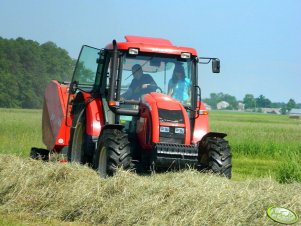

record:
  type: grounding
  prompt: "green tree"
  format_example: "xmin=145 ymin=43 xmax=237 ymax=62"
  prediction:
xmin=243 ymin=94 xmax=256 ymax=109
xmin=281 ymin=104 xmax=287 ymax=115
xmin=223 ymin=94 xmax=238 ymax=110
xmin=256 ymin=95 xmax=271 ymax=108
xmin=286 ymin=99 xmax=296 ymax=111
xmin=0 ymin=37 xmax=74 ymax=109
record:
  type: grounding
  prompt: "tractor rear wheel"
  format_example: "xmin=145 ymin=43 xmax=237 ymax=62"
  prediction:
xmin=199 ymin=137 xmax=232 ymax=179
xmin=94 ymin=129 xmax=132 ymax=178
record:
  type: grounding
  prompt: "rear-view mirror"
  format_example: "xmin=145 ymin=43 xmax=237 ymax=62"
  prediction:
xmin=69 ymin=81 xmax=78 ymax=94
xmin=212 ymin=59 xmax=220 ymax=73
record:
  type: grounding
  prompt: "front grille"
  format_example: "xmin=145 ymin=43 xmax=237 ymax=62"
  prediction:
xmin=158 ymin=108 xmax=184 ymax=123
xmin=160 ymin=136 xmax=183 ymax=144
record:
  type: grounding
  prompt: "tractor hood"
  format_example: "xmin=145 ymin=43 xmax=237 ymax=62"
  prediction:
xmin=140 ymin=92 xmax=191 ymax=144
xmin=148 ymin=92 xmax=184 ymax=111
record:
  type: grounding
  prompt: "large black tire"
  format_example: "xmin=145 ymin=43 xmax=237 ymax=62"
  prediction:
xmin=68 ymin=111 xmax=94 ymax=165
xmin=199 ymin=137 xmax=232 ymax=179
xmin=93 ymin=129 xmax=132 ymax=178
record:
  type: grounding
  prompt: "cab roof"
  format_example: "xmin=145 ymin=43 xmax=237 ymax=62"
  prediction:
xmin=105 ymin=35 xmax=198 ymax=56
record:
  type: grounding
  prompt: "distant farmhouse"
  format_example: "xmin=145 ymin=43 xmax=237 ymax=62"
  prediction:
xmin=261 ymin=108 xmax=281 ymax=115
xmin=289 ymin=108 xmax=301 ymax=118
xmin=238 ymin=102 xmax=245 ymax=111
xmin=217 ymin=101 xmax=229 ymax=110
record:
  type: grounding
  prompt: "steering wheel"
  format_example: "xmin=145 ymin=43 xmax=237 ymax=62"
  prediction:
xmin=155 ymin=86 xmax=163 ymax=93
xmin=148 ymin=84 xmax=162 ymax=93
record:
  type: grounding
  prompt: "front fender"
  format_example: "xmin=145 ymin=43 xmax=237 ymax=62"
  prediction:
xmin=192 ymin=101 xmax=209 ymax=144
xmin=200 ymin=132 xmax=227 ymax=142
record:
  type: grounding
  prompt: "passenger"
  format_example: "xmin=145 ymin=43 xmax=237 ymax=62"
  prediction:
xmin=168 ymin=64 xmax=191 ymax=103
xmin=122 ymin=64 xmax=157 ymax=100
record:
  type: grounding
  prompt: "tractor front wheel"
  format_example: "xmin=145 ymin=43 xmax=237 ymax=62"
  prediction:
xmin=199 ymin=137 xmax=232 ymax=179
xmin=94 ymin=129 xmax=132 ymax=178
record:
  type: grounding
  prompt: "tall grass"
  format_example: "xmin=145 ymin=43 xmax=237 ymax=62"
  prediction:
xmin=1 ymin=108 xmax=301 ymax=181
xmin=0 ymin=155 xmax=300 ymax=226
xmin=276 ymin=152 xmax=301 ymax=183
xmin=209 ymin=111 xmax=301 ymax=182
xmin=0 ymin=108 xmax=43 ymax=157
xmin=209 ymin=111 xmax=301 ymax=159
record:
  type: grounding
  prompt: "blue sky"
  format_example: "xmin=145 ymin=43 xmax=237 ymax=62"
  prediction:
xmin=1 ymin=0 xmax=300 ymax=103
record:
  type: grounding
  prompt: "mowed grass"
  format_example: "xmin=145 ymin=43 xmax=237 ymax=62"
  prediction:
xmin=0 ymin=155 xmax=300 ymax=226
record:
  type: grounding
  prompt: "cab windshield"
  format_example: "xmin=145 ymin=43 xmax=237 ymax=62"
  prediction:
xmin=119 ymin=53 xmax=193 ymax=106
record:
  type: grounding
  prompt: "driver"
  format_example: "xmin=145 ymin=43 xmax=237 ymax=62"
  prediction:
xmin=122 ymin=64 xmax=157 ymax=100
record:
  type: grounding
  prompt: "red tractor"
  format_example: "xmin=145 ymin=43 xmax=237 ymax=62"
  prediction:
xmin=32 ymin=36 xmax=232 ymax=178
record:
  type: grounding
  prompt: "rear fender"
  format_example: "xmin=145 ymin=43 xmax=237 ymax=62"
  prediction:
xmin=84 ymin=97 xmax=104 ymax=137
xmin=71 ymin=92 xmax=104 ymax=138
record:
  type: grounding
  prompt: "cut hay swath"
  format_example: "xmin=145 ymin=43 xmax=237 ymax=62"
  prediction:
xmin=0 ymin=155 xmax=300 ymax=225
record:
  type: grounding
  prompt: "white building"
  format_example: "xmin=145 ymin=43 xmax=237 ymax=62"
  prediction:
xmin=261 ymin=108 xmax=281 ymax=114
xmin=217 ymin=101 xmax=229 ymax=110
xmin=238 ymin=102 xmax=245 ymax=111
xmin=289 ymin=109 xmax=301 ymax=118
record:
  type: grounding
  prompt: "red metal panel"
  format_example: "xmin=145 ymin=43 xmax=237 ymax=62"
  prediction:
xmin=180 ymin=103 xmax=191 ymax=145
xmin=125 ymin=36 xmax=173 ymax=46
xmin=142 ymin=93 xmax=160 ymax=144
xmin=84 ymin=98 xmax=104 ymax=137
xmin=105 ymin=36 xmax=198 ymax=56
xmin=192 ymin=101 xmax=209 ymax=144
xmin=140 ymin=93 xmax=191 ymax=145
xmin=43 ymin=80 xmax=70 ymax=151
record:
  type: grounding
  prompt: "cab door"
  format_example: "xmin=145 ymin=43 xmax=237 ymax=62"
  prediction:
xmin=66 ymin=45 xmax=100 ymax=126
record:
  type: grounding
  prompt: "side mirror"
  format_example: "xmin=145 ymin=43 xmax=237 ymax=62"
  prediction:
xmin=69 ymin=80 xmax=78 ymax=94
xmin=212 ymin=58 xmax=220 ymax=73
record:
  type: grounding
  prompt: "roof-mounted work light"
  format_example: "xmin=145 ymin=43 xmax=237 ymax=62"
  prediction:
xmin=128 ymin=48 xmax=139 ymax=55
xmin=181 ymin=52 xmax=191 ymax=59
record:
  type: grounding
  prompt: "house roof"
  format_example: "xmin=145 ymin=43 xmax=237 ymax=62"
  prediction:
xmin=289 ymin=109 xmax=301 ymax=115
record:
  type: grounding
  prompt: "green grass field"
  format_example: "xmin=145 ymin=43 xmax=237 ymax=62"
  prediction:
xmin=0 ymin=108 xmax=300 ymax=225
xmin=1 ymin=108 xmax=300 ymax=180
xmin=0 ymin=108 xmax=44 ymax=157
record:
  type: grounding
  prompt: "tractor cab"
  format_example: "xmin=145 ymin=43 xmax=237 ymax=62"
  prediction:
xmin=68 ymin=36 xmax=219 ymax=129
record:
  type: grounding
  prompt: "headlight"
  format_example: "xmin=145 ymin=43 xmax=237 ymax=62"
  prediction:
xmin=160 ymin=126 xmax=170 ymax=133
xmin=175 ymin=128 xmax=185 ymax=134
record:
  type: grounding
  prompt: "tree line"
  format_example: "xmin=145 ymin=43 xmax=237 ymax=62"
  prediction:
xmin=0 ymin=37 xmax=74 ymax=108
xmin=0 ymin=37 xmax=299 ymax=111
xmin=203 ymin=92 xmax=300 ymax=113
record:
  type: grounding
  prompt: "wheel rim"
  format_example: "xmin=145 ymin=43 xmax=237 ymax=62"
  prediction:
xmin=71 ymin=121 xmax=84 ymax=162
xmin=98 ymin=146 xmax=107 ymax=178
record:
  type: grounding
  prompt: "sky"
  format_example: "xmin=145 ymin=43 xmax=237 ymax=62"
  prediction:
xmin=1 ymin=0 xmax=300 ymax=103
